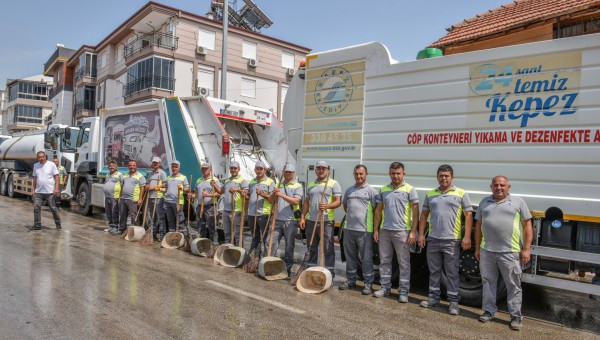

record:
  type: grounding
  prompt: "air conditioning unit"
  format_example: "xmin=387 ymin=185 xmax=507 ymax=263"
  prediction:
xmin=197 ymin=87 xmax=210 ymax=96
xmin=196 ymin=46 xmax=207 ymax=55
xmin=286 ymin=68 xmax=295 ymax=77
xmin=247 ymin=58 xmax=257 ymax=67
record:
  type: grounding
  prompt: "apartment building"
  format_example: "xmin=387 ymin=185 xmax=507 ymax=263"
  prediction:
xmin=0 ymin=89 xmax=6 ymax=134
xmin=43 ymin=45 xmax=76 ymax=126
xmin=67 ymin=1 xmax=310 ymax=124
xmin=2 ymin=75 xmax=53 ymax=135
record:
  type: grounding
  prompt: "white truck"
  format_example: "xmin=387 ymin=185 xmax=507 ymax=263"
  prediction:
xmin=72 ymin=96 xmax=292 ymax=215
xmin=282 ymin=33 xmax=600 ymax=304
xmin=0 ymin=125 xmax=78 ymax=200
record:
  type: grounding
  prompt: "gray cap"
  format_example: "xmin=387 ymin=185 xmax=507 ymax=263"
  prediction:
xmin=230 ymin=160 xmax=240 ymax=168
xmin=171 ymin=160 xmax=180 ymax=166
xmin=284 ymin=164 xmax=296 ymax=172
xmin=201 ymin=162 xmax=211 ymax=168
xmin=255 ymin=161 xmax=266 ymax=169
xmin=151 ymin=156 xmax=161 ymax=163
xmin=315 ymin=160 xmax=329 ymax=168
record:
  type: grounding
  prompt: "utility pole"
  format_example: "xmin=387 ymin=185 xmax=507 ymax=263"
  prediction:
xmin=220 ymin=1 xmax=228 ymax=100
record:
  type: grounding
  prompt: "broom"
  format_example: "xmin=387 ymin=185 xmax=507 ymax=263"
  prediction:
xmin=140 ymin=183 xmax=159 ymax=246
xmin=140 ymin=180 xmax=159 ymax=246
xmin=182 ymin=175 xmax=193 ymax=252
xmin=122 ymin=190 xmax=148 ymax=239
xmin=242 ymin=203 xmax=260 ymax=267
xmin=291 ymin=172 xmax=329 ymax=285
xmin=208 ymin=177 xmax=219 ymax=259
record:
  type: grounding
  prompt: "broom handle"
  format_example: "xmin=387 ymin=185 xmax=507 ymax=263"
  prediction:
xmin=267 ymin=170 xmax=285 ymax=256
xmin=199 ymin=179 xmax=205 ymax=220
xmin=230 ymin=190 xmax=235 ymax=245
xmin=187 ymin=175 xmax=192 ymax=226
xmin=176 ymin=187 xmax=181 ymax=232
xmin=239 ymin=196 xmax=246 ymax=248
xmin=133 ymin=189 xmax=148 ymax=223
xmin=140 ymin=183 xmax=151 ymax=228
xmin=252 ymin=199 xmax=259 ymax=239
xmin=318 ymin=173 xmax=330 ymax=268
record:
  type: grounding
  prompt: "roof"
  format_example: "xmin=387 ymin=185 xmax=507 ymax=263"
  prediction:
xmin=430 ymin=0 xmax=600 ymax=48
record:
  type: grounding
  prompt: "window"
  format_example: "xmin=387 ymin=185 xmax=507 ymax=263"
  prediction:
xmin=101 ymin=51 xmax=108 ymax=69
xmin=117 ymin=45 xmax=124 ymax=62
xmin=282 ymin=52 xmax=294 ymax=69
xmin=76 ymin=53 xmax=97 ymax=80
xmin=8 ymin=82 xmax=48 ymax=102
xmin=198 ymin=29 xmax=216 ymax=50
xmin=75 ymin=86 xmax=96 ymax=112
xmin=125 ymin=57 xmax=174 ymax=96
xmin=56 ymin=70 xmax=62 ymax=84
xmin=242 ymin=41 xmax=257 ymax=59
xmin=13 ymin=105 xmax=43 ymax=124
xmin=76 ymin=121 xmax=91 ymax=147
xmin=241 ymin=78 xmax=256 ymax=98
xmin=197 ymin=65 xmax=215 ymax=93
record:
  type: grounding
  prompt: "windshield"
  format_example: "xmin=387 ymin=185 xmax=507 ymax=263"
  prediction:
xmin=76 ymin=122 xmax=91 ymax=147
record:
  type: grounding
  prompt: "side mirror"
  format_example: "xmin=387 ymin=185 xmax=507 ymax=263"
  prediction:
xmin=44 ymin=132 xmax=51 ymax=144
xmin=64 ymin=128 xmax=71 ymax=140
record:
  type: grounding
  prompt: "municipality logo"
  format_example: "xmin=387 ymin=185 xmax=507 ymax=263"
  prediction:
xmin=314 ymin=66 xmax=353 ymax=116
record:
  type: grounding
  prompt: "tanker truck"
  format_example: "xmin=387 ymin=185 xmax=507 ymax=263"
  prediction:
xmin=72 ymin=96 xmax=292 ymax=215
xmin=0 ymin=124 xmax=78 ymax=200
xmin=282 ymin=33 xmax=600 ymax=305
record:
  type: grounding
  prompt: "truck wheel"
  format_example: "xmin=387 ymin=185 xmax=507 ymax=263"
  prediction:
xmin=0 ymin=173 xmax=7 ymax=196
xmin=77 ymin=182 xmax=93 ymax=216
xmin=440 ymin=248 xmax=507 ymax=307
xmin=7 ymin=174 xmax=17 ymax=198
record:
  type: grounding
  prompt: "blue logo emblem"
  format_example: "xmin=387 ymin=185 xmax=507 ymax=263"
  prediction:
xmin=314 ymin=67 xmax=353 ymax=116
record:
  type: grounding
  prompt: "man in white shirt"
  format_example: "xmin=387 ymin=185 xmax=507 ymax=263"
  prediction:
xmin=32 ymin=151 xmax=61 ymax=231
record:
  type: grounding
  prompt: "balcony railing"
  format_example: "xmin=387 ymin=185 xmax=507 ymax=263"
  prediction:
xmin=124 ymin=32 xmax=178 ymax=59
xmin=123 ymin=75 xmax=175 ymax=97
xmin=74 ymin=66 xmax=97 ymax=83
xmin=74 ymin=100 xmax=95 ymax=113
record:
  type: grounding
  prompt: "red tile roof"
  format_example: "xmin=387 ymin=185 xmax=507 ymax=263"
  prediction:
xmin=430 ymin=0 xmax=600 ymax=47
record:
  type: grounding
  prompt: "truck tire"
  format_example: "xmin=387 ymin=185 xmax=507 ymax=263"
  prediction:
xmin=440 ymin=248 xmax=507 ymax=307
xmin=0 ymin=173 xmax=7 ymax=196
xmin=7 ymin=174 xmax=17 ymax=198
xmin=77 ymin=182 xmax=93 ymax=216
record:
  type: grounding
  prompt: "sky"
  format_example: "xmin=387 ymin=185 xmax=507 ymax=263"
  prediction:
xmin=0 ymin=0 xmax=511 ymax=87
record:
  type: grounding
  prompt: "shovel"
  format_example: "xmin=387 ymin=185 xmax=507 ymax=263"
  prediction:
xmin=258 ymin=170 xmax=288 ymax=281
xmin=296 ymin=173 xmax=333 ymax=294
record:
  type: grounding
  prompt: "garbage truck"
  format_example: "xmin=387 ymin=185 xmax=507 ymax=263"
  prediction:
xmin=282 ymin=32 xmax=600 ymax=305
xmin=0 ymin=124 xmax=78 ymax=199
xmin=72 ymin=96 xmax=292 ymax=215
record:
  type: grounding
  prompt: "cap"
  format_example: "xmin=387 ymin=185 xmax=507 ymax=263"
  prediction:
xmin=315 ymin=160 xmax=329 ymax=168
xmin=171 ymin=160 xmax=180 ymax=166
xmin=230 ymin=160 xmax=240 ymax=168
xmin=151 ymin=156 xmax=162 ymax=163
xmin=255 ymin=161 xmax=266 ymax=169
xmin=284 ymin=164 xmax=296 ymax=172
xmin=201 ymin=162 xmax=211 ymax=168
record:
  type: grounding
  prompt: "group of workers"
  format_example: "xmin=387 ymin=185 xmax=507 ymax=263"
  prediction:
xmin=97 ymin=156 xmax=532 ymax=332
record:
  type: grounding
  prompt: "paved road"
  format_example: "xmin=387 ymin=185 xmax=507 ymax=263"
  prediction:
xmin=1 ymin=196 xmax=598 ymax=339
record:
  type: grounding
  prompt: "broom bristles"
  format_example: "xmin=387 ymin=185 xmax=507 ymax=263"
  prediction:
xmin=290 ymin=266 xmax=307 ymax=286
xmin=208 ymin=244 xmax=218 ymax=259
xmin=243 ymin=252 xmax=260 ymax=273
xmin=139 ymin=229 xmax=153 ymax=246
xmin=121 ymin=228 xmax=129 ymax=239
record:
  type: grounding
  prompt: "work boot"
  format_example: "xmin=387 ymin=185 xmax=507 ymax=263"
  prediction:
xmin=510 ymin=317 xmax=522 ymax=331
xmin=373 ymin=288 xmax=390 ymax=298
xmin=398 ymin=291 xmax=409 ymax=303
xmin=362 ymin=284 xmax=373 ymax=295
xmin=448 ymin=302 xmax=460 ymax=315
xmin=55 ymin=224 xmax=62 ymax=231
xmin=158 ymin=234 xmax=164 ymax=242
xmin=420 ymin=298 xmax=440 ymax=308
xmin=339 ymin=282 xmax=357 ymax=290
xmin=30 ymin=225 xmax=42 ymax=231
xmin=479 ymin=311 xmax=494 ymax=323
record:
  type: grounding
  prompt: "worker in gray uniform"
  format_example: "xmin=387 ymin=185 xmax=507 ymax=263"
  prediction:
xmin=475 ymin=175 xmax=532 ymax=331
xmin=247 ymin=161 xmax=275 ymax=252
xmin=103 ymin=160 xmax=122 ymax=234
xmin=190 ymin=162 xmax=221 ymax=243
xmin=373 ymin=162 xmax=419 ymax=302
xmin=339 ymin=164 xmax=378 ymax=295
xmin=116 ymin=160 xmax=146 ymax=235
xmin=161 ymin=160 xmax=189 ymax=235
xmin=267 ymin=163 xmax=303 ymax=276
xmin=299 ymin=160 xmax=342 ymax=276
xmin=215 ymin=160 xmax=248 ymax=245
xmin=418 ymin=164 xmax=473 ymax=315
xmin=146 ymin=157 xmax=167 ymax=240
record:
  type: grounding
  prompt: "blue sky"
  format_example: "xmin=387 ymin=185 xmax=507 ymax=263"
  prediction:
xmin=0 ymin=0 xmax=510 ymax=86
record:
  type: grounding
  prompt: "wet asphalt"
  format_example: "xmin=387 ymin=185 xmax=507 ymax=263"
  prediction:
xmin=0 ymin=195 xmax=599 ymax=339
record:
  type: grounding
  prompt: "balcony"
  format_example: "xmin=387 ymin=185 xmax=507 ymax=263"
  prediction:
xmin=123 ymin=75 xmax=175 ymax=105
xmin=124 ymin=32 xmax=178 ymax=60
xmin=74 ymin=66 xmax=97 ymax=85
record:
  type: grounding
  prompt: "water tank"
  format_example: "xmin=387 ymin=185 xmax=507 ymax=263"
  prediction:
xmin=416 ymin=48 xmax=443 ymax=60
